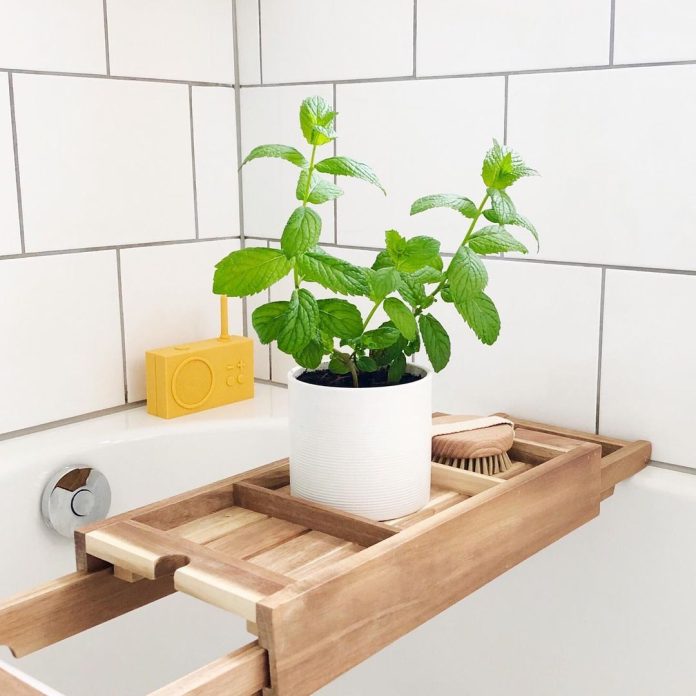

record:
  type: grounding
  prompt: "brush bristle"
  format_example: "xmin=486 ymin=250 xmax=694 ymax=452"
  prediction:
xmin=433 ymin=451 xmax=512 ymax=476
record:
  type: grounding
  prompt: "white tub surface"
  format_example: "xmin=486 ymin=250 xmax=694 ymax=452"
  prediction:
xmin=1 ymin=385 xmax=695 ymax=695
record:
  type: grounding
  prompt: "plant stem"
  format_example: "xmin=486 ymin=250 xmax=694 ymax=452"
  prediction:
xmin=361 ymin=300 xmax=382 ymax=332
xmin=294 ymin=144 xmax=318 ymax=289
xmin=348 ymin=298 xmax=383 ymax=372
xmin=348 ymin=359 xmax=359 ymax=388
xmin=425 ymin=191 xmax=490 ymax=303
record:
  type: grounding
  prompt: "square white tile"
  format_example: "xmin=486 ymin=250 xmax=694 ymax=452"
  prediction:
xmin=120 ymin=239 xmax=244 ymax=402
xmin=600 ymin=269 xmax=696 ymax=468
xmin=420 ymin=260 xmax=602 ymax=432
xmin=107 ymin=0 xmax=235 ymax=83
xmin=0 ymin=0 xmax=106 ymax=74
xmin=260 ymin=0 xmax=413 ymax=83
xmin=241 ymin=84 xmax=335 ymax=244
xmin=268 ymin=245 xmax=384 ymax=384
xmin=0 ymin=75 xmax=21 ymax=255
xmin=614 ymin=0 xmax=696 ymax=64
xmin=192 ymin=86 xmax=240 ymax=239
xmin=417 ymin=0 xmax=610 ymax=76
xmin=235 ymin=0 xmax=262 ymax=85
xmin=336 ymin=78 xmax=505 ymax=252
xmin=13 ymin=74 xmax=196 ymax=252
xmin=508 ymin=66 xmax=696 ymax=269
xmin=0 ymin=251 xmax=124 ymax=434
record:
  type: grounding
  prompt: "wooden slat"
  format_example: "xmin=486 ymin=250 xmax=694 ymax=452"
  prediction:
xmin=257 ymin=443 xmax=602 ymax=696
xmin=233 ymin=482 xmax=397 ymax=547
xmin=600 ymin=439 xmax=651 ymax=495
xmin=0 ymin=666 xmax=44 ymax=695
xmin=388 ymin=487 xmax=464 ymax=529
xmin=0 ymin=569 xmax=173 ymax=657
xmin=497 ymin=413 xmax=629 ymax=454
xmin=174 ymin=507 xmax=268 ymax=545
xmin=250 ymin=531 xmax=361 ymax=579
xmin=148 ymin=641 xmax=268 ymax=696
xmin=430 ymin=462 xmax=502 ymax=495
xmin=207 ymin=518 xmax=307 ymax=559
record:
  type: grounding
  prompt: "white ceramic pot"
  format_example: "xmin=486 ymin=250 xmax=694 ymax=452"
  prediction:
xmin=287 ymin=363 xmax=432 ymax=521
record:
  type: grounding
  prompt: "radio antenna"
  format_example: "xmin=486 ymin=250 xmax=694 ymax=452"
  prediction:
xmin=219 ymin=295 xmax=230 ymax=341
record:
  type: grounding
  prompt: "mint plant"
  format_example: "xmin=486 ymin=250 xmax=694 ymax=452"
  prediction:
xmin=213 ymin=96 xmax=538 ymax=387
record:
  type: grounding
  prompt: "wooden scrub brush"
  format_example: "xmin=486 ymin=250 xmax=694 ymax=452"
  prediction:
xmin=432 ymin=415 xmax=515 ymax=476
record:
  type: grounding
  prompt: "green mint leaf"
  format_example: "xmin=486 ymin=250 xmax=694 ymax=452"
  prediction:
xmin=294 ymin=336 xmax=325 ymax=369
xmin=328 ymin=352 xmax=351 ymax=374
xmin=447 ymin=246 xmax=488 ymax=302
xmin=317 ymin=298 xmax=363 ymax=339
xmin=455 ymin=291 xmax=501 ymax=345
xmin=410 ymin=265 xmax=442 ymax=284
xmin=418 ymin=313 xmax=451 ymax=372
xmin=315 ymin=156 xmax=385 ymax=194
xmin=213 ymin=247 xmax=292 ymax=297
xmin=372 ymin=249 xmax=395 ymax=270
xmin=441 ymin=284 xmax=453 ymax=303
xmin=242 ymin=144 xmax=308 ymax=168
xmin=299 ymin=96 xmax=336 ymax=146
xmin=280 ymin=206 xmax=322 ymax=258
xmin=383 ymin=297 xmax=417 ymax=340
xmin=356 ymin=355 xmax=379 ymax=372
xmin=393 ymin=235 xmax=442 ymax=273
xmin=410 ymin=194 xmax=478 ymax=218
xmin=482 ymin=139 xmax=538 ymax=189
xmin=398 ymin=274 xmax=426 ymax=308
xmin=483 ymin=209 xmax=539 ymax=251
xmin=469 ymin=225 xmax=528 ymax=255
xmin=487 ymin=188 xmax=517 ymax=224
xmin=251 ymin=301 xmax=289 ymax=344
xmin=296 ymin=247 xmax=369 ymax=296
xmin=388 ymin=352 xmax=407 ymax=384
xmin=361 ymin=325 xmax=401 ymax=349
xmin=296 ymin=170 xmax=343 ymax=204
xmin=385 ymin=229 xmax=407 ymax=259
xmin=366 ymin=267 xmax=401 ymax=302
xmin=277 ymin=288 xmax=319 ymax=354
xmin=404 ymin=332 xmax=420 ymax=356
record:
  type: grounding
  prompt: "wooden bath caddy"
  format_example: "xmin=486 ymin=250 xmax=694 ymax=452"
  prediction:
xmin=0 ymin=415 xmax=650 ymax=696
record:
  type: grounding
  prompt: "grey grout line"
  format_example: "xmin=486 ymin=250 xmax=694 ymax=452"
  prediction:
xmin=649 ymin=460 xmax=696 ymax=477
xmin=115 ymin=249 xmax=129 ymax=403
xmin=231 ymin=0 xmax=249 ymax=336
xmin=241 ymin=236 xmax=696 ymax=278
xmin=609 ymin=0 xmax=616 ymax=66
xmin=240 ymin=57 xmax=696 ymax=89
xmin=503 ymin=75 xmax=509 ymax=144
xmin=0 ymin=401 xmax=146 ymax=442
xmin=188 ymin=85 xmax=200 ymax=239
xmin=102 ymin=0 xmax=111 ymax=75
xmin=0 ymin=235 xmax=241 ymax=262
xmin=257 ymin=0 xmax=264 ymax=84
xmin=412 ymin=0 xmax=418 ymax=77
xmin=0 ymin=66 xmax=235 ymax=88
xmin=595 ymin=268 xmax=607 ymax=434
xmin=7 ymin=73 xmax=25 ymax=253
xmin=333 ymin=82 xmax=338 ymax=245
xmin=254 ymin=377 xmax=287 ymax=389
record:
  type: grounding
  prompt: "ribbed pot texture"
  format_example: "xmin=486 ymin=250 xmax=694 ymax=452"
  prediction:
xmin=287 ymin=363 xmax=432 ymax=521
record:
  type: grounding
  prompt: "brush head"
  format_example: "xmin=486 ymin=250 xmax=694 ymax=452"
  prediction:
xmin=431 ymin=415 xmax=514 ymax=461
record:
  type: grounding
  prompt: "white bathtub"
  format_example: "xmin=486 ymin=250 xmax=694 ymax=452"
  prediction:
xmin=2 ymin=384 xmax=696 ymax=695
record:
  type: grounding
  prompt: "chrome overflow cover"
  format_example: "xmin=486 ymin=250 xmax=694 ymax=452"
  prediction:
xmin=41 ymin=467 xmax=111 ymax=538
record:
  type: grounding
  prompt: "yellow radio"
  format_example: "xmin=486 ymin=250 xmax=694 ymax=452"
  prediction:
xmin=145 ymin=297 xmax=254 ymax=418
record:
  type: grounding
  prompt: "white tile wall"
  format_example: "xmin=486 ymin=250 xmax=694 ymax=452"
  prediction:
xmin=417 ymin=0 xmax=610 ymax=76
xmin=336 ymin=78 xmax=505 ymax=251
xmin=13 ymin=74 xmax=196 ymax=252
xmin=235 ymin=0 xmax=262 ymax=85
xmin=192 ymin=86 xmax=240 ymax=239
xmin=423 ymin=261 xmax=603 ymax=432
xmin=0 ymin=252 xmax=124 ymax=433
xmin=0 ymin=75 xmax=21 ymax=255
xmin=120 ymin=240 xmax=243 ymax=402
xmin=508 ymin=66 xmax=696 ymax=270
xmin=106 ymin=0 xmax=235 ymax=83
xmin=600 ymin=270 xmax=696 ymax=467
xmin=259 ymin=0 xmax=413 ymax=83
xmin=241 ymin=84 xmax=335 ymax=243
xmin=0 ymin=0 xmax=106 ymax=74
xmin=614 ymin=1 xmax=696 ymax=65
